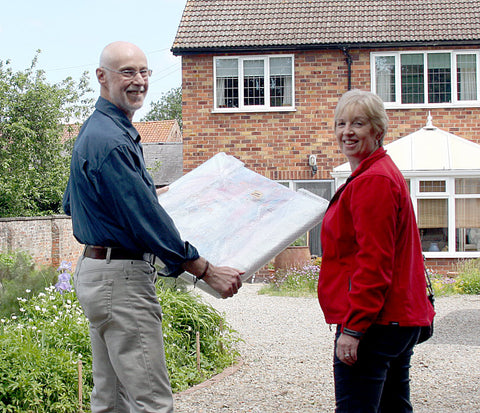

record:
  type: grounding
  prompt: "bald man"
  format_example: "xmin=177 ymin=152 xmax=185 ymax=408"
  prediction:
xmin=63 ymin=41 xmax=243 ymax=413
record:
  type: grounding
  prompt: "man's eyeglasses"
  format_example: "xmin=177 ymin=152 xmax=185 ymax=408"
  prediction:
xmin=102 ymin=67 xmax=152 ymax=79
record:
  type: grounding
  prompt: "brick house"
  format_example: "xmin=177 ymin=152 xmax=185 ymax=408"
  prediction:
xmin=171 ymin=0 xmax=480 ymax=271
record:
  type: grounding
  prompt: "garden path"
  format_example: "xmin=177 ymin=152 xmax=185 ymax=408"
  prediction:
xmin=173 ymin=283 xmax=480 ymax=413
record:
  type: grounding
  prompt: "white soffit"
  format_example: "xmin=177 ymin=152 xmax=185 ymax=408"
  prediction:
xmin=333 ymin=114 xmax=480 ymax=174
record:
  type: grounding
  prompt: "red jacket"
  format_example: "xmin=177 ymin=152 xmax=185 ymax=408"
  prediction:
xmin=318 ymin=148 xmax=435 ymax=336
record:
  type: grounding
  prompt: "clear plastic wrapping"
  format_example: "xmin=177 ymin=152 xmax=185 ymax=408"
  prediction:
xmin=158 ymin=152 xmax=329 ymax=297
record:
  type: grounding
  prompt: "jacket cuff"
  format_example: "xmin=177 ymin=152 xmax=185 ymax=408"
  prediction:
xmin=342 ymin=327 xmax=364 ymax=339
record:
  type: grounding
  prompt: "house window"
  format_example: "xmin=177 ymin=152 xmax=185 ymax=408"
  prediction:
xmin=214 ymin=55 xmax=294 ymax=111
xmin=278 ymin=180 xmax=333 ymax=256
xmin=372 ymin=51 xmax=480 ymax=107
xmin=411 ymin=177 xmax=480 ymax=256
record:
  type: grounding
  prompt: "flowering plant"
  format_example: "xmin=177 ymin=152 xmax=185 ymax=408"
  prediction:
xmin=261 ymin=260 xmax=320 ymax=296
xmin=55 ymin=260 xmax=73 ymax=293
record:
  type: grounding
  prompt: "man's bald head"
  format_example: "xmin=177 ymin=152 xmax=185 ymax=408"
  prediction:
xmin=99 ymin=41 xmax=147 ymax=69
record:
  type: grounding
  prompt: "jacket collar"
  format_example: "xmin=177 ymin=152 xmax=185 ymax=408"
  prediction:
xmin=350 ymin=147 xmax=387 ymax=179
xmin=95 ymin=97 xmax=141 ymax=143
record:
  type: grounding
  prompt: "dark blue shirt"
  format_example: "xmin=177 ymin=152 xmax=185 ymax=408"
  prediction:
xmin=63 ymin=97 xmax=199 ymax=276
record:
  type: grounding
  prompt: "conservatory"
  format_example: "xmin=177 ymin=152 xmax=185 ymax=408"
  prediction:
xmin=332 ymin=115 xmax=480 ymax=259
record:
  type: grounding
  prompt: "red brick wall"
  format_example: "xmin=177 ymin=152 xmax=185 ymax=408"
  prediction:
xmin=180 ymin=46 xmax=480 ymax=275
xmin=0 ymin=216 xmax=83 ymax=270
xmin=181 ymin=47 xmax=480 ymax=178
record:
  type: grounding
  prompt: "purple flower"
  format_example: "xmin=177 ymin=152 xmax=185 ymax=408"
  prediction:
xmin=55 ymin=261 xmax=73 ymax=293
xmin=57 ymin=261 xmax=72 ymax=273
xmin=55 ymin=280 xmax=72 ymax=293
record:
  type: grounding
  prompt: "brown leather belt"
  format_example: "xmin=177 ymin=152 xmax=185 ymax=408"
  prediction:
xmin=84 ymin=245 xmax=155 ymax=264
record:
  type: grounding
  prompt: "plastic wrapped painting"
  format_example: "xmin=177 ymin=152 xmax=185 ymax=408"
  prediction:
xmin=158 ymin=152 xmax=329 ymax=297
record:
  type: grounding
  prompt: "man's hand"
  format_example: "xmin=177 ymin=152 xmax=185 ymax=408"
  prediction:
xmin=203 ymin=264 xmax=243 ymax=299
xmin=182 ymin=258 xmax=244 ymax=299
xmin=156 ymin=186 xmax=169 ymax=196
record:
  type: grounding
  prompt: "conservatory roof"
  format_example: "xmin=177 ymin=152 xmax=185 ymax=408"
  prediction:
xmin=332 ymin=115 xmax=480 ymax=176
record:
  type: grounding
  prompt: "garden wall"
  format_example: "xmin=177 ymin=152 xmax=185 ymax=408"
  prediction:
xmin=0 ymin=215 xmax=462 ymax=276
xmin=0 ymin=216 xmax=83 ymax=270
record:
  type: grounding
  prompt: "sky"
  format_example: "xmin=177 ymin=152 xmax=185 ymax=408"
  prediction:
xmin=0 ymin=0 xmax=188 ymax=121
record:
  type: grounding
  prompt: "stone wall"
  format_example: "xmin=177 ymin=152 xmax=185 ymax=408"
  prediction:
xmin=0 ymin=215 xmax=83 ymax=269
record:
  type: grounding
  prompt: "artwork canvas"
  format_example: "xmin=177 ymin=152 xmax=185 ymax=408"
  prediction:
xmin=158 ymin=152 xmax=329 ymax=297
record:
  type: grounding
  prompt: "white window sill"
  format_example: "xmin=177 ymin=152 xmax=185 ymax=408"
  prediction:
xmin=423 ymin=252 xmax=480 ymax=259
xmin=384 ymin=102 xmax=480 ymax=110
xmin=212 ymin=107 xmax=296 ymax=114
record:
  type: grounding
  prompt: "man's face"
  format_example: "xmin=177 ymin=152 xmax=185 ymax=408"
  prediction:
xmin=97 ymin=48 xmax=149 ymax=120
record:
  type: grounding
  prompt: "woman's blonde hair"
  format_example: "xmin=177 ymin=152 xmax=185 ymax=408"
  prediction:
xmin=334 ymin=89 xmax=389 ymax=145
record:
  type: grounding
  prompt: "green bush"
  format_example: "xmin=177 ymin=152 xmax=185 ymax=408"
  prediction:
xmin=0 ymin=258 xmax=240 ymax=412
xmin=428 ymin=259 xmax=480 ymax=297
xmin=0 ymin=287 xmax=92 ymax=412
xmin=456 ymin=258 xmax=480 ymax=295
xmin=158 ymin=278 xmax=240 ymax=392
xmin=0 ymin=251 xmax=57 ymax=317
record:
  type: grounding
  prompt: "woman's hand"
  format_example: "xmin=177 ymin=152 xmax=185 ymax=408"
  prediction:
xmin=336 ymin=333 xmax=360 ymax=366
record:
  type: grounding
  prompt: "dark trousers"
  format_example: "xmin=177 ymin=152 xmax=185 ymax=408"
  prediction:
xmin=334 ymin=324 xmax=421 ymax=413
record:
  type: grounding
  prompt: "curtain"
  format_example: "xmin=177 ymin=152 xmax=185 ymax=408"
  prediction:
xmin=375 ymin=56 xmax=395 ymax=102
xmin=457 ymin=54 xmax=477 ymax=101
xmin=418 ymin=199 xmax=448 ymax=228
xmin=215 ymin=59 xmax=238 ymax=108
xmin=270 ymin=57 xmax=293 ymax=106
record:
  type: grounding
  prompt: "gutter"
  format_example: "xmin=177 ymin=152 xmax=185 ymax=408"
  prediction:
xmin=171 ymin=39 xmax=480 ymax=56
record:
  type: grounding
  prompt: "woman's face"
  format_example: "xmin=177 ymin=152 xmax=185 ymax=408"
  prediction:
xmin=335 ymin=105 xmax=380 ymax=170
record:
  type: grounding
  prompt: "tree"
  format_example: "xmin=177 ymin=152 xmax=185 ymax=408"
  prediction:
xmin=0 ymin=52 xmax=94 ymax=218
xmin=142 ymin=86 xmax=182 ymax=129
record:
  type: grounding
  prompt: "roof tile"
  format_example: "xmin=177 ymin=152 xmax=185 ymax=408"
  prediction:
xmin=172 ymin=0 xmax=480 ymax=52
xmin=63 ymin=120 xmax=181 ymax=144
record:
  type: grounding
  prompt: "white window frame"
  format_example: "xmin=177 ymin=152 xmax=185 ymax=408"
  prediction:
xmin=278 ymin=179 xmax=334 ymax=256
xmin=410 ymin=176 xmax=480 ymax=258
xmin=371 ymin=50 xmax=480 ymax=109
xmin=213 ymin=55 xmax=295 ymax=113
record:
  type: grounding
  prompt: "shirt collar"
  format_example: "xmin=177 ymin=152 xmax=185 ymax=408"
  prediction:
xmin=95 ymin=97 xmax=141 ymax=143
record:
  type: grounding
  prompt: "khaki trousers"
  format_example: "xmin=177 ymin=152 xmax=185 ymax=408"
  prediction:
xmin=74 ymin=255 xmax=173 ymax=413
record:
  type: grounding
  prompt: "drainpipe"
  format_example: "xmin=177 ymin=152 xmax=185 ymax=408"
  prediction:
xmin=342 ymin=47 xmax=353 ymax=90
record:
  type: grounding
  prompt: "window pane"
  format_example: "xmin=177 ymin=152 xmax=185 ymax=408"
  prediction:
xmin=216 ymin=59 xmax=239 ymax=108
xmin=375 ymin=56 xmax=396 ymax=102
xmin=295 ymin=181 xmax=333 ymax=256
xmin=270 ymin=57 xmax=293 ymax=107
xmin=456 ymin=199 xmax=480 ymax=251
xmin=455 ymin=178 xmax=480 ymax=194
xmin=457 ymin=54 xmax=477 ymax=101
xmin=428 ymin=53 xmax=451 ymax=103
xmin=270 ymin=57 xmax=292 ymax=75
xmin=401 ymin=54 xmax=424 ymax=104
xmin=216 ymin=59 xmax=238 ymax=77
xmin=243 ymin=60 xmax=265 ymax=106
xmin=419 ymin=180 xmax=446 ymax=192
xmin=418 ymin=198 xmax=448 ymax=252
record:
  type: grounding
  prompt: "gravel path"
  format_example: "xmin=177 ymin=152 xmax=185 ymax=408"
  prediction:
xmin=173 ymin=284 xmax=480 ymax=412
